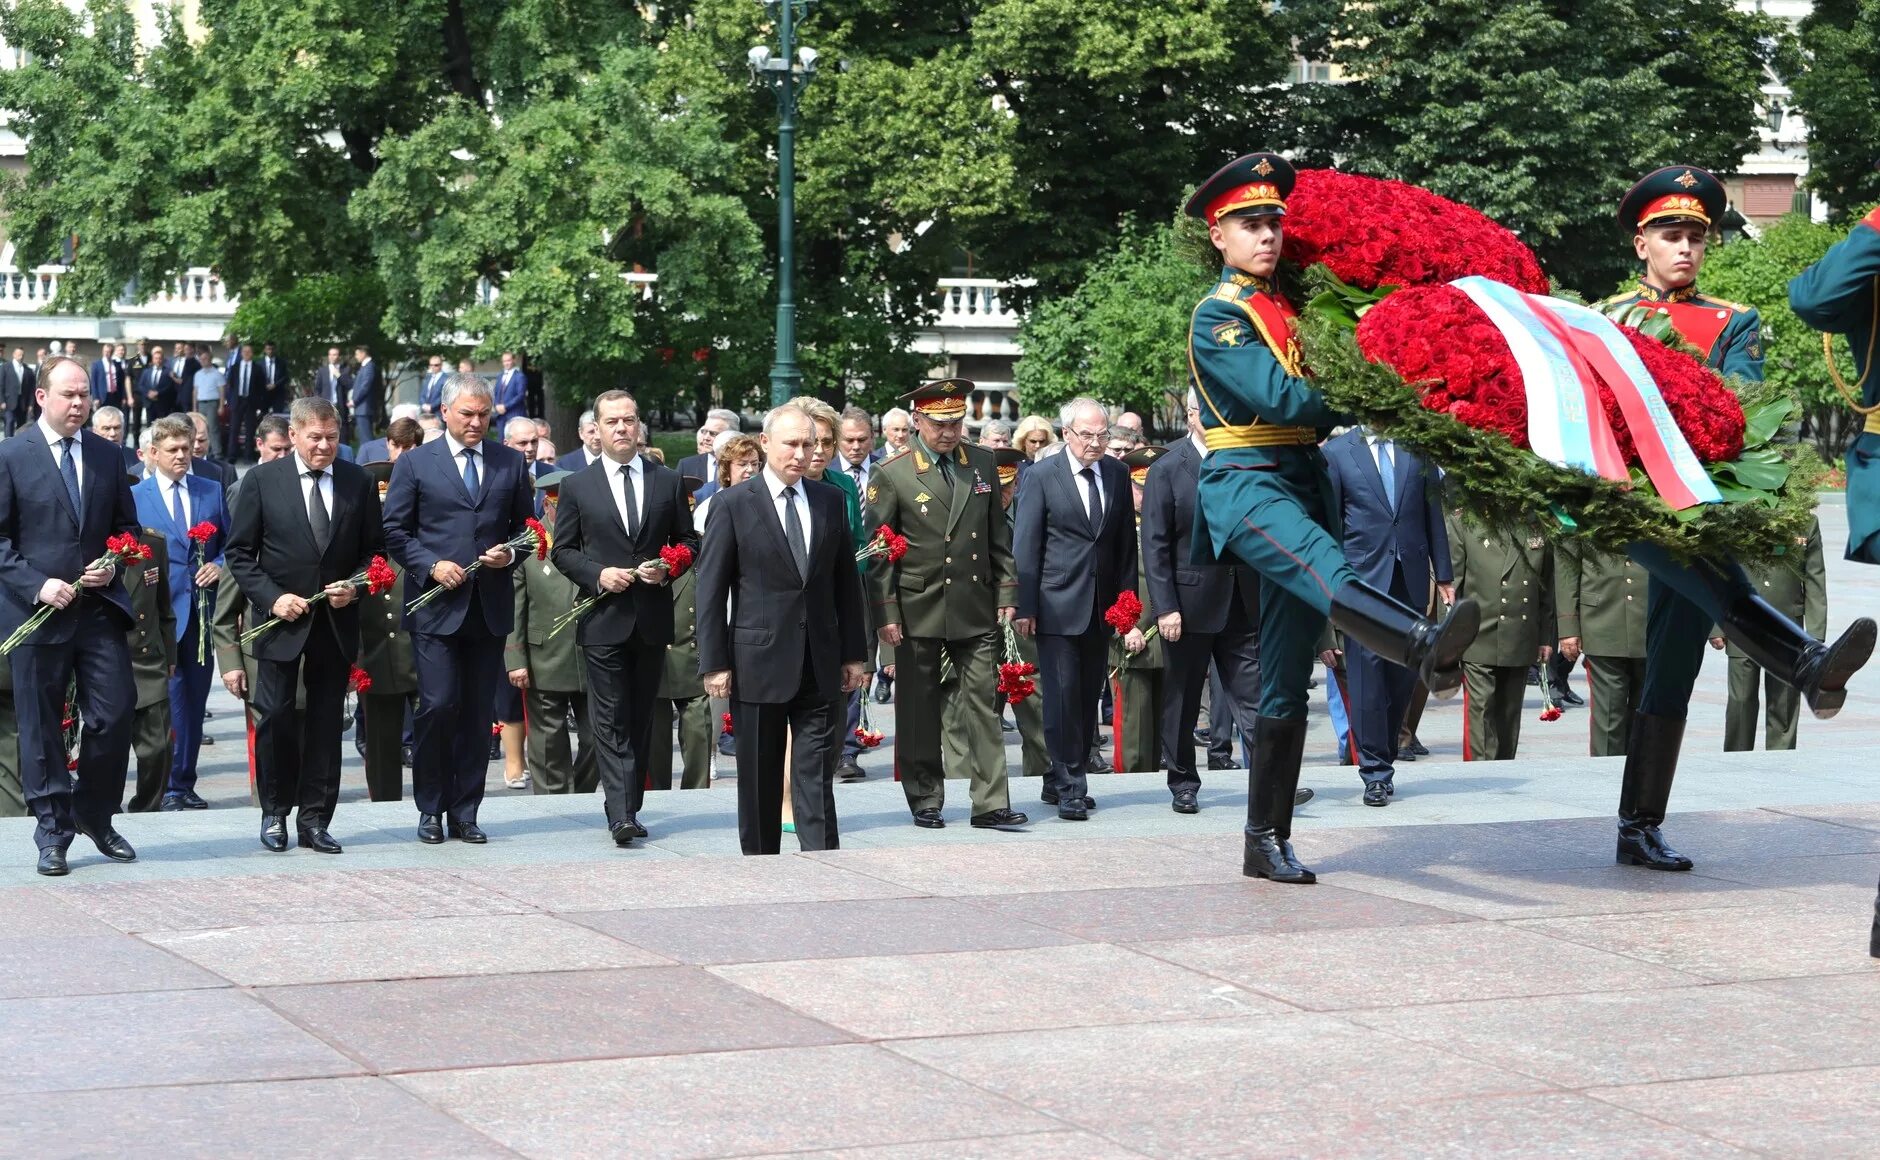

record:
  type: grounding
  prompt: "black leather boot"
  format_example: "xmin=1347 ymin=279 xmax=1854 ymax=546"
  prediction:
xmin=1720 ymin=596 xmax=1874 ymax=720
xmin=1329 ymin=581 xmax=1480 ymax=696
xmin=1243 ymin=717 xmax=1315 ymax=884
xmin=1616 ymin=712 xmax=1693 ymax=871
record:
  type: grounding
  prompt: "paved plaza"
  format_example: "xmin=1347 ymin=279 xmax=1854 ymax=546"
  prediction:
xmin=0 ymin=500 xmax=1876 ymax=1156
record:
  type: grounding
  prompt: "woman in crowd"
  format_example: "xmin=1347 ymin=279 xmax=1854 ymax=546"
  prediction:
xmin=1013 ymin=415 xmax=1057 ymax=460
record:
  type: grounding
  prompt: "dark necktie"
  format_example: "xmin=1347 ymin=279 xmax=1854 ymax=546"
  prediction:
xmin=59 ymin=437 xmax=81 ymax=520
xmin=169 ymin=479 xmax=186 ymax=530
xmin=307 ymin=469 xmax=330 ymax=550
xmin=619 ymin=463 xmax=639 ymax=539
xmin=1376 ymin=440 xmax=1397 ymax=509
xmin=239 ymin=364 xmax=250 ymax=398
xmin=461 ymin=448 xmax=479 ymax=496
xmin=781 ymin=485 xmax=808 ymax=579
xmin=1081 ymin=465 xmax=1103 ymax=531
xmin=850 ymin=464 xmax=863 ymax=487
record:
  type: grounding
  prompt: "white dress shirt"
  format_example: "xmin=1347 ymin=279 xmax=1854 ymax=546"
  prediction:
xmin=160 ymin=471 xmax=193 ymax=528
xmin=295 ymin=453 xmax=335 ymax=518
xmin=443 ymin=432 xmax=481 ymax=498
xmin=605 ymin=453 xmax=646 ymax=537
xmin=842 ymin=456 xmax=869 ymax=493
xmin=763 ymin=465 xmax=813 ymax=548
xmin=39 ymin=417 xmax=83 ymax=495
xmin=1067 ymin=451 xmax=1106 ymax=523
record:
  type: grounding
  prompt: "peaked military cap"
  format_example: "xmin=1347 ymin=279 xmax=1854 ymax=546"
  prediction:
xmin=1121 ymin=445 xmax=1167 ymax=484
xmin=992 ymin=446 xmax=1025 ymax=485
xmin=678 ymin=472 xmax=705 ymax=510
xmin=899 ymin=378 xmax=973 ymax=422
xmin=1185 ymin=153 xmax=1296 ymax=225
xmin=533 ymin=468 xmax=572 ymax=490
xmin=1619 ymin=166 xmax=1726 ymax=232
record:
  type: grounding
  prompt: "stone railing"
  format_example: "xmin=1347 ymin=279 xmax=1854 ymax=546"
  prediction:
xmin=0 ymin=266 xmax=235 ymax=315
xmin=931 ymin=278 xmax=1022 ymax=330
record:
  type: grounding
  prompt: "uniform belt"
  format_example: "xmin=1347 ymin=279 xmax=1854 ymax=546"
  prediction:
xmin=1202 ymin=424 xmax=1318 ymax=450
xmin=1865 ymin=412 xmax=1880 ymax=436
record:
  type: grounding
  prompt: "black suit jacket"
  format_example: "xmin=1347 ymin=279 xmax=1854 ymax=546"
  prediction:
xmin=168 ymin=354 xmax=201 ymax=408
xmin=1 ymin=362 xmax=33 ymax=411
xmin=676 ymin=451 xmax=713 ymax=484
xmin=226 ymin=456 xmax=384 ymax=662
xmin=695 ymin=476 xmax=865 ymax=703
xmin=1140 ymin=438 xmax=1259 ymax=634
xmin=1013 ymin=453 xmax=1136 ymax=636
xmin=138 ymin=363 xmax=178 ymax=418
xmin=0 ymin=425 xmax=139 ymax=640
xmin=1322 ymin=429 xmax=1451 ymax=611
xmin=549 ymin=456 xmax=699 ymax=647
xmin=191 ymin=458 xmax=229 ymax=488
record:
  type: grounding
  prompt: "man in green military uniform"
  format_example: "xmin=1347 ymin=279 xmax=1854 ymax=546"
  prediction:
xmin=124 ymin=524 xmax=177 ymax=811
xmin=505 ymin=468 xmax=598 ymax=795
xmin=1726 ymin=520 xmax=1828 ymax=751
xmin=865 ymin=379 xmax=1029 ymax=831
xmin=1184 ymin=152 xmax=1480 ymax=883
xmin=1109 ymin=447 xmax=1164 ymax=773
xmin=651 ymin=475 xmax=713 ymax=791
xmin=356 ymin=459 xmax=414 ymax=802
xmin=1448 ymin=511 xmax=1552 ymax=761
xmin=1554 ymin=544 xmax=1650 ymax=756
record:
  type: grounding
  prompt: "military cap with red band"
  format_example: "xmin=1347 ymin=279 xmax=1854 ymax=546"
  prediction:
xmin=899 ymin=378 xmax=973 ymax=422
xmin=1619 ymin=165 xmax=1726 ymax=232
xmin=1184 ymin=152 xmax=1296 ymax=226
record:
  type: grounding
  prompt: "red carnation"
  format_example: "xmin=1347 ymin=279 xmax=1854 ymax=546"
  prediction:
xmin=186 ymin=520 xmax=217 ymax=544
xmin=364 ymin=555 xmax=398 ymax=595
xmin=491 ymin=722 xmax=502 ymax=738
xmin=524 ymin=518 xmax=549 ymax=559
xmin=659 ymin=543 xmax=694 ymax=578
xmin=349 ymin=666 xmax=372 ymax=694
xmin=853 ymin=726 xmax=884 ymax=749
xmin=996 ymin=660 xmax=1039 ymax=705
xmin=720 ymin=712 xmax=734 ymax=737
xmin=1103 ymin=590 xmax=1144 ymax=635
xmin=106 ymin=532 xmax=151 ymax=563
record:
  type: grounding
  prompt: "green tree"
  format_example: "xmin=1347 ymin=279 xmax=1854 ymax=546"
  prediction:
xmin=1282 ymin=0 xmax=1786 ymax=297
xmin=1700 ymin=216 xmax=1861 ymax=460
xmin=1014 ymin=217 xmax=1214 ymax=419
xmin=1789 ymin=0 xmax=1880 ymax=218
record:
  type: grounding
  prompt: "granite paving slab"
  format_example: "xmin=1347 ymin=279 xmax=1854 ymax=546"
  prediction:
xmin=0 ymin=886 xmax=120 ymax=937
xmin=1513 ymin=899 xmax=1880 ymax=983
xmin=1739 ymin=970 xmax=1880 ymax=1023
xmin=1318 ymin=862 xmax=1793 ymax=921
xmin=0 ymin=933 xmax=229 ymax=999
xmin=455 ymin=853 xmax=915 ymax=913
xmin=741 ymin=1132 xmax=1150 ymax=1159
xmin=801 ymin=837 xmax=1237 ymax=896
xmin=54 ymin=867 xmax=532 ymax=932
xmin=1590 ymin=1066 xmax=1880 ymax=1159
xmin=966 ymin=880 xmax=1468 ymax=943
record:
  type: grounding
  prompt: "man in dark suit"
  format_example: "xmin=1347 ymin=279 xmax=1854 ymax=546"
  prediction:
xmin=1323 ymin=427 xmax=1454 ymax=806
xmin=383 ymin=373 xmax=534 ymax=844
xmin=417 ymin=354 xmax=448 ymax=416
xmin=1013 ymin=398 xmax=1137 ymax=822
xmin=550 ymin=391 xmax=700 ymax=842
xmin=2 ymin=348 xmax=36 ymax=437
xmin=131 ymin=415 xmax=231 ymax=811
xmin=226 ymin=341 xmax=265 ymax=457
xmin=313 ymin=346 xmax=352 ymax=429
xmin=227 ymin=398 xmax=384 ymax=853
xmin=349 ymin=344 xmax=380 ymax=446
xmin=491 ymin=351 xmax=526 ymax=420
xmin=136 ymin=344 xmax=178 ymax=424
xmin=0 ymin=358 xmax=141 ymax=875
xmin=88 ymin=348 xmax=125 ymax=413
xmin=255 ymin=341 xmax=287 ymax=412
xmin=167 ymin=344 xmax=201 ymax=414
xmin=697 ymin=404 xmax=867 ymax=855
xmin=560 ymin=409 xmax=600 ymax=472
xmin=676 ymin=408 xmax=737 ymax=483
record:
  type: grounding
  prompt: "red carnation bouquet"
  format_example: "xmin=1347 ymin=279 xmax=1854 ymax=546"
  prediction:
xmin=854 ymin=704 xmax=884 ymax=749
xmin=659 ymin=543 xmax=693 ymax=577
xmin=546 ymin=542 xmax=694 ymax=642
xmin=721 ymin=711 xmax=734 ymax=738
xmin=0 ymin=532 xmax=152 ymax=655
xmin=349 ymin=666 xmax=372 ymax=694
xmin=407 ymin=518 xmax=549 ymax=615
xmin=857 ymin=524 xmax=910 ymax=565
xmin=241 ymin=554 xmax=399 ymax=646
xmin=187 ymin=520 xmax=219 ymax=664
xmin=997 ymin=618 xmax=1037 ymax=705
xmin=1102 ymin=590 xmax=1143 ymax=634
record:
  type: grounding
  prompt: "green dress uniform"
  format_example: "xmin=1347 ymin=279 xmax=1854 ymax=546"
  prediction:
xmin=1448 ymin=512 xmax=1552 ymax=761
xmin=355 ymin=462 xmax=413 ymax=803
xmin=506 ymin=479 xmax=598 ymax=796
xmin=1184 ymin=152 xmax=1478 ymax=884
xmin=652 ymin=539 xmax=713 ymax=791
xmin=1554 ymin=544 xmax=1649 ymax=756
xmin=1790 ymin=203 xmax=1880 ymax=563
xmin=864 ymin=381 xmax=1022 ymax=826
xmin=125 ymin=530 xmax=178 ymax=812
xmin=1725 ymin=520 xmax=1827 ymax=751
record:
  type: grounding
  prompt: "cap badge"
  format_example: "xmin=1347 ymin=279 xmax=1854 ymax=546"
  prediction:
xmin=1675 ymin=170 xmax=1699 ymax=189
xmin=1252 ymin=157 xmax=1275 ymax=176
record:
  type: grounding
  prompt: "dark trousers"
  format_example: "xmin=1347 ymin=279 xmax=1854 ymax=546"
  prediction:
xmin=1344 ymin=570 xmax=1417 ymax=785
xmin=411 ymin=622 xmax=504 ymax=822
xmin=11 ymin=606 xmax=134 ymax=851
xmin=166 ymin=611 xmax=213 ymax=794
xmin=1163 ymin=593 xmax=1262 ymax=793
xmin=1037 ymin=628 xmax=1108 ymax=802
xmin=127 ymin=699 xmax=171 ymax=812
xmin=1626 ymin=543 xmax=1747 ymax=721
xmin=253 ymin=615 xmax=348 ymax=830
xmin=360 ymin=691 xmax=411 ymax=801
xmin=732 ymin=659 xmax=839 ymax=855
xmin=583 ymin=641 xmax=663 ymax=825
xmin=227 ymin=396 xmax=261 ymax=460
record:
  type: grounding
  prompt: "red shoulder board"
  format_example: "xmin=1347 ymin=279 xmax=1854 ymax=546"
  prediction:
xmin=1240 ymin=290 xmax=1304 ymax=376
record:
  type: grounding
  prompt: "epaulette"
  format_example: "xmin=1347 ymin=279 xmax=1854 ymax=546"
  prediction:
xmin=142 ymin=527 xmax=161 ymax=538
xmin=1694 ymin=293 xmax=1753 ymax=314
xmin=1210 ymin=282 xmax=1242 ymax=303
xmin=1228 ymin=273 xmax=1258 ymax=288
xmin=1597 ymin=290 xmax=1637 ymax=309
xmin=877 ymin=447 xmax=913 ymax=469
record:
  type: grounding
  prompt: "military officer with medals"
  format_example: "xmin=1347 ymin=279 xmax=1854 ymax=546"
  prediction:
xmin=1108 ymin=446 xmax=1165 ymax=775
xmin=1725 ymin=518 xmax=1827 ymax=752
xmin=506 ymin=468 xmax=598 ymax=795
xmin=1447 ymin=512 xmax=1552 ymax=761
xmin=1183 ymin=152 xmax=1481 ymax=884
xmin=864 ymin=380 xmax=1029 ymax=832
xmin=1554 ymin=545 xmax=1650 ymax=756
xmin=123 ymin=521 xmax=177 ymax=811
xmin=1581 ymin=166 xmax=1875 ymax=873
xmin=357 ymin=459 xmax=415 ymax=801
xmin=651 ymin=474 xmax=713 ymax=791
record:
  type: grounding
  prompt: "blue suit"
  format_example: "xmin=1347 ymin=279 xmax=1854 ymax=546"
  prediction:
xmin=0 ymin=425 xmax=140 ymax=850
xmin=350 ymin=360 xmax=380 ymax=445
xmin=132 ymin=472 xmax=230 ymax=797
xmin=383 ymin=436 xmax=534 ymax=822
xmin=1323 ymin=430 xmax=1451 ymax=785
xmin=88 ymin=358 xmax=125 ymax=408
xmin=492 ymin=368 xmax=526 ymax=416
xmin=418 ymin=370 xmax=448 ymax=414
xmin=357 ymin=437 xmax=390 ymax=465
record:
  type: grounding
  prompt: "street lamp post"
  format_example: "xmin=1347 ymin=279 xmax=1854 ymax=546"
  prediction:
xmin=749 ymin=1 xmax=820 ymax=409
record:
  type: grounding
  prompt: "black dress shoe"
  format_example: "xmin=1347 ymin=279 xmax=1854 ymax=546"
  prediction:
xmin=913 ymin=808 xmax=946 ymax=829
xmin=179 ymin=789 xmax=209 ymax=810
xmin=401 ymin=744 xmax=415 ymax=767
xmin=76 ymin=825 xmax=136 ymax=862
xmin=1295 ymin=787 xmax=1315 ymax=806
xmin=159 ymin=794 xmax=188 ymax=812
xmin=449 ymin=820 xmax=488 ymax=844
xmin=1171 ymin=790 xmax=1199 ymax=814
xmin=1406 ymin=735 xmax=1430 ymax=756
xmin=610 ymin=820 xmax=636 ymax=847
xmin=297 ymin=828 xmax=343 ymax=854
xmin=36 ymin=846 xmax=67 ymax=876
xmin=1206 ymin=757 xmax=1239 ymax=771
xmin=487 ymin=734 xmax=503 ymax=761
xmin=970 ymin=808 xmax=1030 ymax=830
xmin=1039 ymin=788 xmax=1097 ymax=809
xmin=1397 ymin=747 xmax=1418 ymax=762
xmin=416 ymin=814 xmax=445 ymax=844
xmin=836 ymin=757 xmax=864 ymax=782
xmin=261 ymin=817 xmax=289 ymax=852
xmin=1057 ymin=801 xmax=1089 ymax=821
xmin=1557 ymin=686 xmax=1585 ymax=707
xmin=874 ymin=674 xmax=894 ymax=703
xmin=621 ymin=814 xmax=648 ymax=839
xmin=1363 ymin=782 xmax=1390 ymax=807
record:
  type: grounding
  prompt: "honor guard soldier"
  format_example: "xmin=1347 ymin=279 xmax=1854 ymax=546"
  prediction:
xmin=1108 ymin=446 xmax=1165 ymax=775
xmin=864 ymin=379 xmax=1029 ymax=832
xmin=650 ymin=474 xmax=713 ymax=791
xmin=124 ymin=522 xmax=177 ymax=811
xmin=357 ymin=460 xmax=415 ymax=802
xmin=1580 ymin=165 xmax=1875 ymax=874
xmin=1447 ymin=511 xmax=1553 ymax=761
xmin=1184 ymin=151 xmax=1480 ymax=882
xmin=1725 ymin=519 xmax=1827 ymax=752
xmin=1554 ymin=544 xmax=1649 ymax=755
xmin=505 ymin=468 xmax=598 ymax=795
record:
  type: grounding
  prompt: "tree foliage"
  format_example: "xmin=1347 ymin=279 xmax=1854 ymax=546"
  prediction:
xmin=1789 ymin=0 xmax=1880 ymax=218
